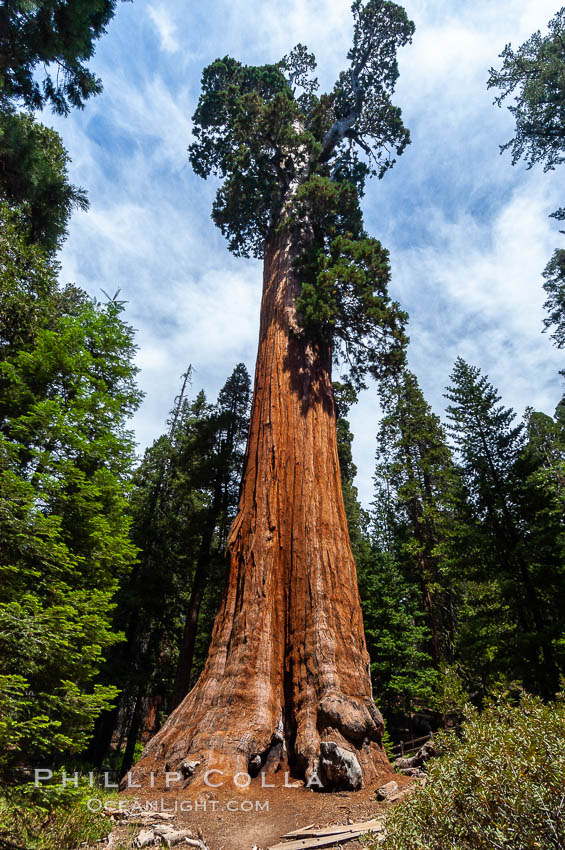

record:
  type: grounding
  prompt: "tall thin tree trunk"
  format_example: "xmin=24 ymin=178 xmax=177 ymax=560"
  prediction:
xmin=171 ymin=508 xmax=218 ymax=708
xmin=87 ymin=703 xmax=120 ymax=768
xmin=128 ymin=226 xmax=389 ymax=790
xmin=415 ymin=552 xmax=441 ymax=668
xmin=120 ymin=687 xmax=144 ymax=778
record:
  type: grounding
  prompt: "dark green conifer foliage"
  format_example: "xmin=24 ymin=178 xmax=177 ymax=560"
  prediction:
xmin=0 ymin=0 xmax=120 ymax=114
xmin=0 ymin=0 xmax=136 ymax=788
xmin=333 ymin=381 xmax=370 ymax=563
xmin=93 ymin=377 xmax=201 ymax=772
xmin=0 ymin=0 xmax=136 ymax=767
xmin=358 ymin=549 xmax=436 ymax=716
xmin=0 ymin=0 xmax=119 ymax=249
xmin=0 ymin=205 xmax=141 ymax=772
xmin=334 ymin=381 xmax=436 ymax=717
xmin=488 ymin=9 xmax=565 ymax=172
xmin=0 ymin=112 xmax=88 ymax=251
xmin=172 ymin=363 xmax=251 ymax=707
xmin=374 ymin=369 xmax=457 ymax=666
xmin=445 ymin=358 xmax=559 ymax=696
xmin=542 ymin=246 xmax=565 ymax=358
xmin=1 ymin=203 xmax=67 ymax=355
xmin=445 ymin=359 xmax=524 ymax=511
xmin=515 ymin=406 xmax=565 ymax=679
xmin=90 ymin=382 xmax=206 ymax=771
xmin=189 ymin=1 xmax=414 ymax=256
xmin=296 ymin=229 xmax=408 ymax=387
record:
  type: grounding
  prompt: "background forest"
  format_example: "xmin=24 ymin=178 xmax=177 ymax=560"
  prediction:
xmin=0 ymin=0 xmax=564 ymax=848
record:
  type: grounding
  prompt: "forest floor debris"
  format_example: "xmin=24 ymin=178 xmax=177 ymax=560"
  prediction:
xmin=91 ymin=775 xmax=414 ymax=850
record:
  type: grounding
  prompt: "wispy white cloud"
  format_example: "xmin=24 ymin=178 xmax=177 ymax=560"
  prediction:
xmin=393 ymin=175 xmax=562 ymax=408
xmin=147 ymin=5 xmax=180 ymax=54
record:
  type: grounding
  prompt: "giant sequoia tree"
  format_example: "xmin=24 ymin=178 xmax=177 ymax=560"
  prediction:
xmin=130 ymin=0 xmax=413 ymax=791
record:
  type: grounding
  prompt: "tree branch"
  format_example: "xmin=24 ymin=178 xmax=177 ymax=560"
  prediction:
xmin=319 ymin=43 xmax=372 ymax=163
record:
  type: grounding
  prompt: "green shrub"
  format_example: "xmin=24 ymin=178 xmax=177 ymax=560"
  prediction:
xmin=0 ymin=780 xmax=114 ymax=850
xmin=368 ymin=691 xmax=565 ymax=849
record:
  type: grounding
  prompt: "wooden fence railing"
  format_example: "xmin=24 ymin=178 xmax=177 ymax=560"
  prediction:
xmin=390 ymin=732 xmax=433 ymax=758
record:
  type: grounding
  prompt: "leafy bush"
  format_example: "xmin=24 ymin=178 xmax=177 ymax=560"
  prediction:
xmin=0 ymin=781 xmax=114 ymax=849
xmin=368 ymin=691 xmax=565 ymax=849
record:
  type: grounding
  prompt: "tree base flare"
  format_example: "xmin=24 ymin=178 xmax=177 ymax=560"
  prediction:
xmin=124 ymin=694 xmax=392 ymax=793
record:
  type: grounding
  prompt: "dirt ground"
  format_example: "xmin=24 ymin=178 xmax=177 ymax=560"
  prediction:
xmin=113 ymin=773 xmax=412 ymax=850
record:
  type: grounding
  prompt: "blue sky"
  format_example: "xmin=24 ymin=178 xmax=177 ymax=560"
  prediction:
xmin=46 ymin=0 xmax=563 ymax=506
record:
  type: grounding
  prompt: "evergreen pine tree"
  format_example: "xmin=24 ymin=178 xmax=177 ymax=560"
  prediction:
xmin=374 ymin=369 xmax=457 ymax=666
xmin=172 ymin=364 xmax=251 ymax=707
xmin=358 ymin=548 xmax=436 ymax=717
xmin=445 ymin=358 xmax=559 ymax=696
xmin=542 ymin=248 xmax=565 ymax=385
xmin=0 ymin=113 xmax=88 ymax=252
xmin=89 ymin=366 xmax=250 ymax=771
xmin=332 ymin=379 xmax=436 ymax=720
xmin=0 ymin=207 xmax=141 ymax=773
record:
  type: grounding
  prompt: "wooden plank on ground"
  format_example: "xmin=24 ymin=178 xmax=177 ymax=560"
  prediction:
xmin=283 ymin=823 xmax=315 ymax=837
xmin=268 ymin=823 xmax=383 ymax=850
xmin=282 ymin=819 xmax=383 ymax=839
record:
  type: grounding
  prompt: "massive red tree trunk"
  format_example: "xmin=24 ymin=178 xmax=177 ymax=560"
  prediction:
xmin=128 ymin=226 xmax=390 ymax=791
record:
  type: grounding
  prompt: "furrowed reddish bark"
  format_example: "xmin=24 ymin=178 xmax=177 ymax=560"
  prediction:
xmin=127 ymin=227 xmax=391 ymax=791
